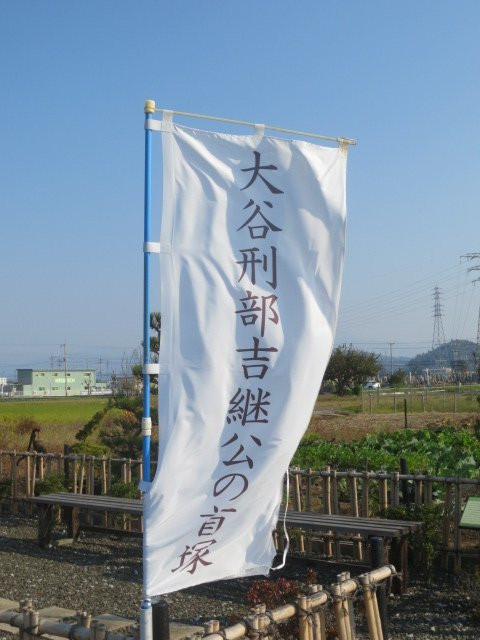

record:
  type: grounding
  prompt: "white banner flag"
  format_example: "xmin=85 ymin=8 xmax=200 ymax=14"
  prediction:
xmin=143 ymin=121 xmax=347 ymax=596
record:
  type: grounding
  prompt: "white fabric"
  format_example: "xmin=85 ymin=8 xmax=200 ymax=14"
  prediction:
xmin=143 ymin=123 xmax=347 ymax=596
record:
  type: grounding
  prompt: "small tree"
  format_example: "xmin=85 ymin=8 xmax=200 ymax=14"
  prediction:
xmin=324 ymin=344 xmax=381 ymax=395
xmin=388 ymin=369 xmax=405 ymax=387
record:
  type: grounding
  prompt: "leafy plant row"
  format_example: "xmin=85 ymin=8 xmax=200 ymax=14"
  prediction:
xmin=292 ymin=426 xmax=480 ymax=477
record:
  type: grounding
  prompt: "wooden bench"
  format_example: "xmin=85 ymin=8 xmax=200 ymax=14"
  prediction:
xmin=27 ymin=493 xmax=143 ymax=548
xmin=279 ymin=510 xmax=422 ymax=593
xmin=29 ymin=494 xmax=421 ymax=594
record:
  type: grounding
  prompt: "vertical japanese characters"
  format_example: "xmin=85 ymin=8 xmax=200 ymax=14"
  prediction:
xmin=171 ymin=149 xmax=284 ymax=576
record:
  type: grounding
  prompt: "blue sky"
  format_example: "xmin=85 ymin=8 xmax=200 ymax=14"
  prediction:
xmin=1 ymin=1 xmax=479 ymax=378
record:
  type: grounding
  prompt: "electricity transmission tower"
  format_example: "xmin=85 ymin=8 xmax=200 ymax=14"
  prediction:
xmin=462 ymin=253 xmax=480 ymax=378
xmin=432 ymin=286 xmax=446 ymax=351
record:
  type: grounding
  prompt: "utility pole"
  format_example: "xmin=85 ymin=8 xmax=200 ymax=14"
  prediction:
xmin=462 ymin=253 xmax=480 ymax=380
xmin=388 ymin=342 xmax=394 ymax=376
xmin=61 ymin=343 xmax=67 ymax=397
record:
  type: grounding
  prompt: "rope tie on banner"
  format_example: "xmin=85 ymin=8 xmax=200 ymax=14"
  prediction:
xmin=252 ymin=124 xmax=265 ymax=146
xmin=271 ymin=471 xmax=290 ymax=571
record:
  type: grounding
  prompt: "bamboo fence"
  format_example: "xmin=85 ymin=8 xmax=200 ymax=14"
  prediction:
xmin=286 ymin=466 xmax=480 ymax=570
xmin=0 ymin=566 xmax=395 ymax=640
xmin=1 ymin=451 xmax=479 ymax=567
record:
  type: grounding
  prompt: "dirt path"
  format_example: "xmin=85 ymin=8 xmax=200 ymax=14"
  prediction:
xmin=308 ymin=411 xmax=477 ymax=442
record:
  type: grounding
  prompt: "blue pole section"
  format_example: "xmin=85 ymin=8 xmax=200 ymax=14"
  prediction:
xmin=142 ymin=99 xmax=155 ymax=484
xmin=140 ymin=99 xmax=156 ymax=640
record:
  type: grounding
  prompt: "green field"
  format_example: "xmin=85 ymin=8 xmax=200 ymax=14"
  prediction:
xmin=0 ymin=397 xmax=109 ymax=426
xmin=316 ymin=386 xmax=480 ymax=415
xmin=0 ymin=397 xmax=110 ymax=451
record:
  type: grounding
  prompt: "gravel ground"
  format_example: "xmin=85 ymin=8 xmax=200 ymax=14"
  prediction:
xmin=0 ymin=513 xmax=479 ymax=640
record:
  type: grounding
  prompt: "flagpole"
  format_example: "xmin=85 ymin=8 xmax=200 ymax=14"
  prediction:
xmin=140 ymin=98 xmax=155 ymax=640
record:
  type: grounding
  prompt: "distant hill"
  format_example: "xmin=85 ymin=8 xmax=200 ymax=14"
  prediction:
xmin=378 ymin=355 xmax=410 ymax=376
xmin=407 ymin=339 xmax=477 ymax=373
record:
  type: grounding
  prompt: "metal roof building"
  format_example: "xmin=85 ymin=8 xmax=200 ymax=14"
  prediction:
xmin=16 ymin=368 xmax=108 ymax=397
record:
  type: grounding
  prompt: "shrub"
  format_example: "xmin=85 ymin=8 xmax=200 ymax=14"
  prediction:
xmin=16 ymin=417 xmax=42 ymax=436
xmin=34 ymin=472 xmax=67 ymax=496
xmin=385 ymin=502 xmax=443 ymax=577
xmin=69 ymin=441 xmax=110 ymax=456
xmin=0 ymin=480 xmax=11 ymax=498
xmin=247 ymin=576 xmax=300 ymax=609
xmin=108 ymin=480 xmax=140 ymax=499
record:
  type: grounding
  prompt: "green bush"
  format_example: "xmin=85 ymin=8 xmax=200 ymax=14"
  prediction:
xmin=69 ymin=441 xmax=110 ymax=456
xmin=0 ymin=480 xmax=11 ymax=498
xmin=108 ymin=480 xmax=139 ymax=499
xmin=34 ymin=472 xmax=67 ymax=496
xmin=385 ymin=502 xmax=443 ymax=576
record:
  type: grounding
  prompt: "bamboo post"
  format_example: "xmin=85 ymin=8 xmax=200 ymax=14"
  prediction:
xmin=332 ymin=469 xmax=339 ymax=515
xmin=425 ymin=478 xmax=433 ymax=504
xmin=29 ymin=610 xmax=39 ymax=640
xmin=101 ymin=458 xmax=107 ymax=495
xmin=78 ymin=456 xmax=86 ymax=495
xmin=10 ymin=452 xmax=18 ymax=510
xmin=332 ymin=469 xmax=341 ymax=558
xmin=86 ymin=457 xmax=92 ymax=494
xmin=31 ymin=454 xmax=37 ymax=498
xmin=391 ymin=472 xmax=400 ymax=506
xmin=247 ymin=613 xmax=260 ymax=640
xmin=306 ymin=469 xmax=313 ymax=554
xmin=349 ymin=472 xmax=362 ymax=560
xmin=414 ymin=472 xmax=423 ymax=505
xmin=306 ymin=469 xmax=313 ymax=511
xmin=38 ymin=455 xmax=44 ymax=481
xmin=337 ymin=572 xmax=356 ymax=640
xmin=107 ymin=457 xmax=112 ymax=492
xmin=294 ymin=467 xmax=302 ymax=511
xmin=323 ymin=467 xmax=331 ymax=514
xmin=26 ymin=455 xmax=31 ymax=497
xmin=73 ymin=457 xmax=78 ymax=494
xmin=454 ymin=481 xmax=462 ymax=573
xmin=359 ymin=574 xmax=383 ymax=640
xmin=308 ymin=585 xmax=326 ymax=640
xmin=361 ymin=473 xmax=369 ymax=517
xmin=349 ymin=473 xmax=359 ymax=517
xmin=442 ymin=482 xmax=452 ymax=570
xmin=297 ymin=595 xmax=310 ymax=640
xmin=22 ymin=603 xmax=31 ymax=640
xmin=293 ymin=467 xmax=306 ymax=552
xmin=257 ymin=609 xmax=271 ymax=640
xmin=323 ymin=467 xmax=333 ymax=557
xmin=127 ymin=459 xmax=132 ymax=483
xmin=90 ymin=457 xmax=96 ymax=495
xmin=379 ymin=473 xmax=388 ymax=514
xmin=331 ymin=583 xmax=351 ymax=640
xmin=121 ymin=460 xmax=127 ymax=484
